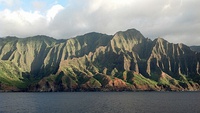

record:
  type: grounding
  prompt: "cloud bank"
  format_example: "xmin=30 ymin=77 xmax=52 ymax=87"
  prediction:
xmin=0 ymin=0 xmax=199 ymax=45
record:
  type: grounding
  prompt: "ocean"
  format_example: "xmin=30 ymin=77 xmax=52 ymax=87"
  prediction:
xmin=0 ymin=92 xmax=200 ymax=113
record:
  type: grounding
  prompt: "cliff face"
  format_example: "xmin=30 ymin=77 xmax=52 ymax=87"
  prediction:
xmin=0 ymin=29 xmax=200 ymax=91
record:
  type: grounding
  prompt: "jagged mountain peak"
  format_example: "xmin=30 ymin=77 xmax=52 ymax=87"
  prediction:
xmin=23 ymin=35 xmax=60 ymax=46
xmin=26 ymin=35 xmax=56 ymax=40
xmin=108 ymin=28 xmax=147 ymax=53
xmin=0 ymin=36 xmax=19 ymax=42
xmin=75 ymin=32 xmax=112 ymax=42
xmin=3 ymin=36 xmax=18 ymax=39
xmin=1 ymin=35 xmax=55 ymax=41
xmin=82 ymin=32 xmax=106 ymax=36
xmin=114 ymin=28 xmax=145 ymax=40
xmin=154 ymin=37 xmax=168 ymax=43
xmin=0 ymin=28 xmax=200 ymax=91
xmin=125 ymin=28 xmax=142 ymax=34
xmin=117 ymin=28 xmax=141 ymax=34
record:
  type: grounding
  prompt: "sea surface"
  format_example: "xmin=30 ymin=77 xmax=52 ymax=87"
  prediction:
xmin=0 ymin=92 xmax=200 ymax=113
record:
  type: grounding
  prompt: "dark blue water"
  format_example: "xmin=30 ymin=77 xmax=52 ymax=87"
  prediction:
xmin=0 ymin=92 xmax=200 ymax=113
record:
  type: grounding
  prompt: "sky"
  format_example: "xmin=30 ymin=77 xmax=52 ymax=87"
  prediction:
xmin=0 ymin=0 xmax=199 ymax=45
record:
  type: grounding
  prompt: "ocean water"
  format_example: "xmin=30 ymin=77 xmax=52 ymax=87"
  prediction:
xmin=0 ymin=92 xmax=200 ymax=113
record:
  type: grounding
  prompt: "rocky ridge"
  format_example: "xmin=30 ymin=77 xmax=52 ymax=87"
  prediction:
xmin=0 ymin=29 xmax=200 ymax=91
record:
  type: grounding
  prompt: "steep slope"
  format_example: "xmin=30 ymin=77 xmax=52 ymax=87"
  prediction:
xmin=0 ymin=29 xmax=200 ymax=91
xmin=0 ymin=34 xmax=112 ymax=77
xmin=0 ymin=60 xmax=26 ymax=91
xmin=0 ymin=36 xmax=58 ymax=75
xmin=31 ymin=29 xmax=200 ymax=91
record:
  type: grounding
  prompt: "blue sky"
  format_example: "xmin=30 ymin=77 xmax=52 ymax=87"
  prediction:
xmin=0 ymin=0 xmax=67 ymax=12
xmin=0 ymin=0 xmax=200 ymax=45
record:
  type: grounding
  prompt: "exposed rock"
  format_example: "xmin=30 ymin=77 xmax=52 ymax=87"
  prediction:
xmin=0 ymin=28 xmax=200 ymax=91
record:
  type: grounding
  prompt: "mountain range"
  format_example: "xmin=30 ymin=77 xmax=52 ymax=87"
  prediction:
xmin=0 ymin=28 xmax=200 ymax=91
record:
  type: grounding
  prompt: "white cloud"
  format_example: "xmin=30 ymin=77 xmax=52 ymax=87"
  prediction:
xmin=46 ymin=4 xmax=64 ymax=22
xmin=0 ymin=8 xmax=47 ymax=37
xmin=0 ymin=0 xmax=200 ymax=46
xmin=0 ymin=3 xmax=65 ymax=37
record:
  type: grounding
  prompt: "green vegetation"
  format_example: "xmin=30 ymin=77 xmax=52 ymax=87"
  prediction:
xmin=0 ymin=61 xmax=28 ymax=89
xmin=0 ymin=28 xmax=200 ymax=91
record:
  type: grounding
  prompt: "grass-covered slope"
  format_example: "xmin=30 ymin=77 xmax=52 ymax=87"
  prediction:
xmin=0 ymin=60 xmax=27 ymax=91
